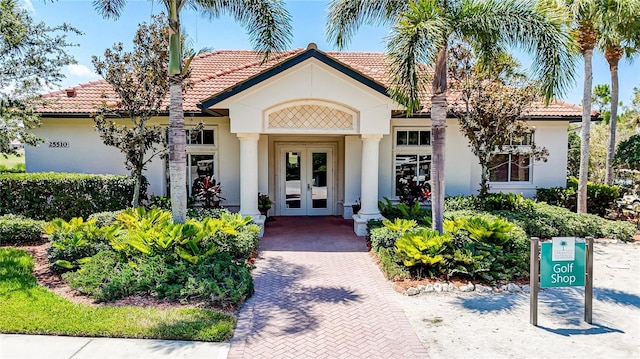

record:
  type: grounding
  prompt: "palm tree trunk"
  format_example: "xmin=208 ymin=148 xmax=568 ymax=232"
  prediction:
xmin=167 ymin=0 xmax=187 ymax=223
xmin=604 ymin=46 xmax=622 ymax=185
xmin=431 ymin=45 xmax=448 ymax=233
xmin=577 ymin=47 xmax=593 ymax=213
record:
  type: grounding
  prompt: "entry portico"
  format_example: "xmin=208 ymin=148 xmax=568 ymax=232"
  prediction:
xmin=200 ymin=44 xmax=396 ymax=235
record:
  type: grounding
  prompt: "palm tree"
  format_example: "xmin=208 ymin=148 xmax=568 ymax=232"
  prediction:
xmin=564 ymin=0 xmax=601 ymax=213
xmin=597 ymin=0 xmax=640 ymax=185
xmin=327 ymin=0 xmax=576 ymax=232
xmin=91 ymin=0 xmax=292 ymax=223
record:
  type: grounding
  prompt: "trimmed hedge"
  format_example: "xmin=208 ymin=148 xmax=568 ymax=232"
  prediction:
xmin=0 ymin=214 xmax=46 ymax=245
xmin=0 ymin=173 xmax=136 ymax=221
xmin=536 ymin=177 xmax=620 ymax=217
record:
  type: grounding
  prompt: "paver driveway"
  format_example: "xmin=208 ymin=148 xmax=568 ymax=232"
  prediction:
xmin=228 ymin=216 xmax=429 ymax=359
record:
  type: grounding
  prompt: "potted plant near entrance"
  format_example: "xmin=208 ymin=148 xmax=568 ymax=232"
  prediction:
xmin=258 ymin=193 xmax=272 ymax=216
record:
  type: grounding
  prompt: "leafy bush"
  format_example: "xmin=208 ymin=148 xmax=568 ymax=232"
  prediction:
xmin=187 ymin=207 xmax=230 ymax=221
xmin=147 ymin=195 xmax=171 ymax=210
xmin=49 ymin=207 xmax=258 ymax=306
xmin=63 ymin=250 xmax=136 ymax=301
xmin=45 ymin=218 xmax=113 ymax=273
xmin=64 ymin=251 xmax=253 ymax=307
xmin=373 ymin=247 xmax=410 ymax=280
xmin=369 ymin=218 xmax=417 ymax=249
xmin=493 ymin=202 xmax=602 ymax=239
xmin=378 ymin=197 xmax=431 ymax=224
xmin=87 ymin=210 xmax=122 ymax=227
xmin=395 ymin=228 xmax=452 ymax=277
xmin=0 ymin=214 xmax=46 ymax=245
xmin=445 ymin=193 xmax=535 ymax=212
xmin=443 ymin=213 xmax=529 ymax=282
xmin=600 ymin=220 xmax=637 ymax=242
xmin=0 ymin=173 xmax=136 ymax=220
xmin=536 ymin=177 xmax=620 ymax=217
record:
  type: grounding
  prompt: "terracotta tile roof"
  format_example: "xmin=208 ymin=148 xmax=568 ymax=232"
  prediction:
xmin=39 ymin=49 xmax=588 ymax=119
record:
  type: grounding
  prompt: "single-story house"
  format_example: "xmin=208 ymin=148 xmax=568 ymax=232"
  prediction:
xmin=29 ymin=43 xmax=593 ymax=235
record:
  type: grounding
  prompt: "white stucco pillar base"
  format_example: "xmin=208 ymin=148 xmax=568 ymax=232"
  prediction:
xmin=238 ymin=133 xmax=264 ymax=236
xmin=354 ymin=134 xmax=384 ymax=236
xmin=353 ymin=213 xmax=384 ymax=237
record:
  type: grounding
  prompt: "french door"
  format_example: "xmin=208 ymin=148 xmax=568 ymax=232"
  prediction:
xmin=278 ymin=145 xmax=334 ymax=216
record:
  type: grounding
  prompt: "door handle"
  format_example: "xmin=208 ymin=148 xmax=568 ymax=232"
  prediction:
xmin=307 ymin=183 xmax=312 ymax=191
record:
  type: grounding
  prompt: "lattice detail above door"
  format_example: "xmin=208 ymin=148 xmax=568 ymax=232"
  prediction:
xmin=268 ymin=105 xmax=354 ymax=129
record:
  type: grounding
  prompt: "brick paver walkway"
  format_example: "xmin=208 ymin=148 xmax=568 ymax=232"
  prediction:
xmin=228 ymin=216 xmax=430 ymax=359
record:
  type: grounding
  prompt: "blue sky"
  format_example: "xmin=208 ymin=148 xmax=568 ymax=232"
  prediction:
xmin=26 ymin=0 xmax=639 ymax=108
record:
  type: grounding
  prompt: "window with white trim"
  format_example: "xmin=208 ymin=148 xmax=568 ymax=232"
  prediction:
xmin=489 ymin=133 xmax=533 ymax=183
xmin=393 ymin=127 xmax=432 ymax=196
xmin=165 ymin=126 xmax=219 ymax=197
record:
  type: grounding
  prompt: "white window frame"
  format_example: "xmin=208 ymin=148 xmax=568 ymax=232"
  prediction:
xmin=164 ymin=126 xmax=219 ymax=196
xmin=488 ymin=133 xmax=534 ymax=185
xmin=392 ymin=127 xmax=432 ymax=199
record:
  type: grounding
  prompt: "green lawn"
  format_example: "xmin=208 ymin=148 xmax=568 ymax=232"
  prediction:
xmin=0 ymin=248 xmax=235 ymax=341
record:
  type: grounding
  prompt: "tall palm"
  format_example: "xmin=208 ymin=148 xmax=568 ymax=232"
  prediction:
xmin=564 ymin=0 xmax=601 ymax=213
xmin=92 ymin=0 xmax=292 ymax=223
xmin=597 ymin=0 xmax=640 ymax=185
xmin=327 ymin=0 xmax=576 ymax=233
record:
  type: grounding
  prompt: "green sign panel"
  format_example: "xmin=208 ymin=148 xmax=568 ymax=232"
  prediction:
xmin=540 ymin=238 xmax=585 ymax=288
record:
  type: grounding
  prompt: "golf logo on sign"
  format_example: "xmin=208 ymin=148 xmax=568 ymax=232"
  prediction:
xmin=552 ymin=237 xmax=575 ymax=261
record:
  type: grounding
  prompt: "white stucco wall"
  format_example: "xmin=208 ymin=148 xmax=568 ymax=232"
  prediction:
xmin=377 ymin=118 xmax=570 ymax=201
xmin=26 ymin=118 xmax=163 ymax=195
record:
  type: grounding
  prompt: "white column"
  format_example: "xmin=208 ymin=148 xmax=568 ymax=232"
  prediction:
xmin=237 ymin=133 xmax=265 ymax=235
xmin=354 ymin=134 xmax=384 ymax=236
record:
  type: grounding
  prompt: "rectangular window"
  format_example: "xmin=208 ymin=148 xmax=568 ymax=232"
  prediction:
xmin=393 ymin=127 xmax=432 ymax=197
xmin=186 ymin=129 xmax=215 ymax=145
xmin=489 ymin=154 xmax=531 ymax=182
xmin=396 ymin=130 xmax=430 ymax=146
xmin=395 ymin=154 xmax=431 ymax=196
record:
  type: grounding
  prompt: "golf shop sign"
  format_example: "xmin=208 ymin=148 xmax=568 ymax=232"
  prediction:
xmin=540 ymin=237 xmax=586 ymax=287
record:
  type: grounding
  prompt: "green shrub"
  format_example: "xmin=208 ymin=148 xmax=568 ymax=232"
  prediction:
xmin=63 ymin=250 xmax=136 ymax=301
xmin=443 ymin=214 xmax=529 ymax=282
xmin=373 ymin=247 xmax=410 ymax=280
xmin=0 ymin=173 xmax=137 ymax=220
xmin=87 ymin=210 xmax=122 ymax=227
xmin=600 ymin=220 xmax=637 ymax=242
xmin=369 ymin=218 xmax=418 ymax=250
xmin=536 ymin=177 xmax=620 ymax=217
xmin=493 ymin=202 xmax=603 ymax=239
xmin=187 ymin=207 xmax=230 ymax=221
xmin=445 ymin=193 xmax=536 ymax=212
xmin=378 ymin=197 xmax=431 ymax=224
xmin=395 ymin=228 xmax=452 ymax=277
xmin=147 ymin=195 xmax=172 ymax=210
xmin=45 ymin=218 xmax=113 ymax=273
xmin=65 ymin=251 xmax=253 ymax=307
xmin=0 ymin=214 xmax=46 ymax=245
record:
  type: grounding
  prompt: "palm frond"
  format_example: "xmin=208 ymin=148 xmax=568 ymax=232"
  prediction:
xmin=454 ymin=0 xmax=578 ymax=102
xmin=196 ymin=0 xmax=292 ymax=62
xmin=386 ymin=0 xmax=449 ymax=113
xmin=92 ymin=0 xmax=128 ymax=19
xmin=326 ymin=0 xmax=408 ymax=49
xmin=596 ymin=0 xmax=640 ymax=59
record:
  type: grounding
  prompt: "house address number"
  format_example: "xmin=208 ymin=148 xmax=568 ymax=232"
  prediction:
xmin=48 ymin=141 xmax=69 ymax=148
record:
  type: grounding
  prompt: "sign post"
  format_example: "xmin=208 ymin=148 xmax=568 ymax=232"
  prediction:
xmin=530 ymin=237 xmax=593 ymax=325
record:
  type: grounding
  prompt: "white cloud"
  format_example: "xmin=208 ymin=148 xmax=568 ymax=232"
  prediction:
xmin=21 ymin=0 xmax=35 ymax=13
xmin=66 ymin=64 xmax=100 ymax=79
